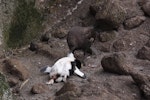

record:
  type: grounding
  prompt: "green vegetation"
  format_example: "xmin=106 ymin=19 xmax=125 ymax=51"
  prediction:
xmin=4 ymin=0 xmax=43 ymax=48
xmin=0 ymin=73 xmax=11 ymax=100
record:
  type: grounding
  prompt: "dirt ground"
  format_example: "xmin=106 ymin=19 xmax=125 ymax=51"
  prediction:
xmin=0 ymin=0 xmax=150 ymax=100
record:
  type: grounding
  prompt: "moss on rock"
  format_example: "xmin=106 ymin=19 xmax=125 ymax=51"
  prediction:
xmin=0 ymin=73 xmax=12 ymax=100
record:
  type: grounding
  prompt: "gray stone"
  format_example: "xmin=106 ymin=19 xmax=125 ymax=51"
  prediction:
xmin=56 ymin=81 xmax=81 ymax=96
xmin=137 ymin=46 xmax=150 ymax=61
xmin=31 ymin=83 xmax=49 ymax=94
xmin=143 ymin=2 xmax=150 ymax=16
xmin=120 ymin=0 xmax=144 ymax=19
xmin=112 ymin=32 xmax=148 ymax=52
xmin=130 ymin=71 xmax=150 ymax=99
xmin=98 ymin=31 xmax=116 ymax=42
xmin=124 ymin=16 xmax=146 ymax=29
xmin=145 ymin=39 xmax=150 ymax=47
xmin=101 ymin=53 xmax=132 ymax=75
xmin=8 ymin=77 xmax=19 ymax=87
xmin=29 ymin=40 xmax=69 ymax=60
xmin=53 ymin=28 xmax=68 ymax=39
xmin=90 ymin=0 xmax=126 ymax=30
xmin=40 ymin=32 xmax=51 ymax=42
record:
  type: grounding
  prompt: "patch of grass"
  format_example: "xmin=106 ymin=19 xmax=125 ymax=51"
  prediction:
xmin=0 ymin=73 xmax=10 ymax=100
xmin=3 ymin=0 xmax=43 ymax=48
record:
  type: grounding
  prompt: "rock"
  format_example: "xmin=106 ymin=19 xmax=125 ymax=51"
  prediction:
xmin=94 ymin=41 xmax=112 ymax=52
xmin=8 ymin=77 xmax=19 ymax=87
xmin=137 ymin=46 xmax=150 ymax=61
xmin=120 ymin=0 xmax=144 ymax=19
xmin=124 ymin=16 xmax=146 ymax=29
xmin=130 ymin=71 xmax=150 ymax=99
xmin=55 ymin=81 xmax=81 ymax=96
xmin=47 ymin=97 xmax=53 ymax=100
xmin=4 ymin=59 xmax=29 ymax=81
xmin=29 ymin=41 xmax=39 ymax=51
xmin=112 ymin=37 xmax=133 ymax=52
xmin=53 ymin=28 xmax=68 ymax=39
xmin=112 ymin=32 xmax=148 ymax=52
xmin=31 ymin=83 xmax=49 ymax=94
xmin=40 ymin=32 xmax=51 ymax=42
xmin=90 ymin=0 xmax=126 ymax=30
xmin=101 ymin=53 xmax=132 ymax=75
xmin=99 ymin=89 xmax=120 ymax=100
xmin=55 ymin=91 xmax=78 ymax=100
xmin=29 ymin=41 xmax=68 ymax=60
xmin=98 ymin=31 xmax=116 ymax=42
xmin=38 ymin=44 xmax=67 ymax=60
xmin=142 ymin=2 xmax=150 ymax=16
xmin=145 ymin=39 xmax=150 ymax=47
xmin=137 ymin=0 xmax=148 ymax=6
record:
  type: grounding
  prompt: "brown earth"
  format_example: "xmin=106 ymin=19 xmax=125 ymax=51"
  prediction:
xmin=0 ymin=0 xmax=150 ymax=100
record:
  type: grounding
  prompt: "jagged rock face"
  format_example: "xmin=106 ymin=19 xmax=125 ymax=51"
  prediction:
xmin=1 ymin=0 xmax=150 ymax=100
xmin=90 ymin=0 xmax=126 ymax=30
xmin=101 ymin=53 xmax=132 ymax=75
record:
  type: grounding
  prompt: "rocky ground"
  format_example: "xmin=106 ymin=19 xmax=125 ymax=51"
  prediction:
xmin=0 ymin=0 xmax=150 ymax=100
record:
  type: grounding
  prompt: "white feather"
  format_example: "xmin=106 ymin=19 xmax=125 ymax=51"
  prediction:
xmin=74 ymin=66 xmax=84 ymax=77
xmin=44 ymin=66 xmax=52 ymax=73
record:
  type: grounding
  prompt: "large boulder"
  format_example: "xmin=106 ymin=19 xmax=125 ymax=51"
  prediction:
xmin=4 ymin=59 xmax=29 ymax=81
xmin=112 ymin=31 xmax=148 ymax=52
xmin=55 ymin=81 xmax=81 ymax=100
xmin=145 ymin=39 xmax=150 ymax=47
xmin=101 ymin=53 xmax=132 ymax=75
xmin=7 ymin=77 xmax=19 ymax=87
xmin=90 ymin=0 xmax=126 ymax=30
xmin=55 ymin=81 xmax=81 ymax=96
xmin=98 ymin=31 xmax=116 ymax=42
xmin=52 ymin=28 xmax=68 ymax=39
xmin=31 ymin=83 xmax=49 ymax=94
xmin=29 ymin=39 xmax=69 ymax=60
xmin=124 ymin=16 xmax=146 ymax=29
xmin=137 ymin=46 xmax=150 ymax=61
xmin=130 ymin=71 xmax=150 ymax=99
xmin=120 ymin=0 xmax=144 ymax=19
xmin=142 ymin=1 xmax=150 ymax=16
